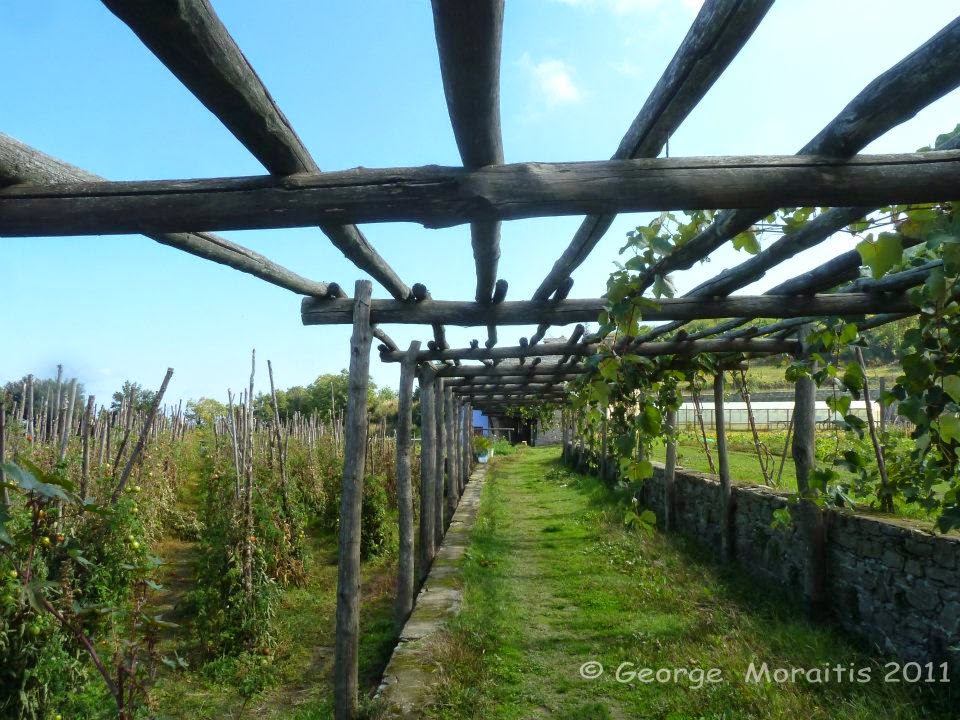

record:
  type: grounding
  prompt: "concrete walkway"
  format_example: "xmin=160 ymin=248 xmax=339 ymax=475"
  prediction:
xmin=376 ymin=464 xmax=487 ymax=717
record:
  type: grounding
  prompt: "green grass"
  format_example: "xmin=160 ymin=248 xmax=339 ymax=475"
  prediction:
xmin=742 ymin=362 xmax=901 ymax=390
xmin=646 ymin=431 xmax=937 ymax=524
xmin=426 ymin=447 xmax=954 ymax=719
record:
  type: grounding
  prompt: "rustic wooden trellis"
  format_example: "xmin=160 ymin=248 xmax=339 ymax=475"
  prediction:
xmin=3 ymin=1 xmax=960 ymax=716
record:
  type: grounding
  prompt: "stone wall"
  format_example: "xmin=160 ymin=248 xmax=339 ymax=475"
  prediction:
xmin=565 ymin=443 xmax=960 ymax=668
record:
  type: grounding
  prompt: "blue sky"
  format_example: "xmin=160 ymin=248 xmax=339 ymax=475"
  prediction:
xmin=3 ymin=0 xmax=959 ymax=405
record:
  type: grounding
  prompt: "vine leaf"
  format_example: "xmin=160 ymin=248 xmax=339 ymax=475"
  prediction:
xmin=856 ymin=233 xmax=903 ymax=279
xmin=938 ymin=414 xmax=960 ymax=444
xmin=732 ymin=230 xmax=760 ymax=255
xmin=944 ymin=375 xmax=960 ymax=404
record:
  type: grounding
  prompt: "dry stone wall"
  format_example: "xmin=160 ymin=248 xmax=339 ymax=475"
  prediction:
xmin=565 ymin=444 xmax=960 ymax=669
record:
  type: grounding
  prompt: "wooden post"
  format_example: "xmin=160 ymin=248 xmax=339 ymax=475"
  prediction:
xmin=600 ymin=409 xmax=608 ymax=481
xmin=444 ymin=387 xmax=457 ymax=520
xmin=334 ymin=280 xmax=373 ymax=720
xmin=792 ymin=373 xmax=816 ymax=496
xmin=878 ymin=377 xmax=887 ymax=434
xmin=462 ymin=402 xmax=472 ymax=484
xmin=394 ymin=341 xmax=420 ymax=626
xmin=434 ymin=377 xmax=446 ymax=544
xmin=0 ymin=399 xmax=7 ymax=509
xmin=714 ymin=373 xmax=734 ymax=562
xmin=561 ymin=408 xmax=569 ymax=463
xmin=664 ymin=405 xmax=678 ymax=533
xmin=80 ymin=395 xmax=95 ymax=499
xmin=418 ymin=367 xmax=437 ymax=580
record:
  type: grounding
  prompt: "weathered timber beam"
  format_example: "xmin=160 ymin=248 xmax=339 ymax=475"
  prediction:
xmin=0 ymin=132 xmax=333 ymax=297
xmin=302 ymin=293 xmax=916 ymax=327
xmin=378 ymin=336 xmax=798 ymax=362
xmin=451 ymin=383 xmax=558 ymax=393
xmin=443 ymin=372 xmax=582 ymax=383
xmin=4 ymin=152 xmax=960 ymax=236
xmin=533 ymin=0 xmax=773 ymax=302
xmin=101 ymin=0 xmax=411 ymax=300
xmin=704 ymin=261 xmax=936 ymax=341
xmin=630 ymin=16 xmax=960 ymax=295
xmin=431 ymin=0 xmax=505 ymax=304
xmin=457 ymin=396 xmax=566 ymax=403
xmin=436 ymin=362 xmax=584 ymax=379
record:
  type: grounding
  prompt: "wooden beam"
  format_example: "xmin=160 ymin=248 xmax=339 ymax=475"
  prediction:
xmin=0 ymin=132 xmax=334 ymax=297
xmin=630 ymin=16 xmax=960 ymax=295
xmin=533 ymin=0 xmax=774 ymax=301
xmin=304 ymin=292 xmax=915 ymax=327
xmin=394 ymin=341 xmax=419 ymax=626
xmin=101 ymin=0 xmax=411 ymax=300
xmin=677 ymin=252 xmax=934 ymax=342
xmin=437 ymin=363 xmax=583 ymax=379
xmin=431 ymin=0 xmax=505 ymax=304
xmin=5 ymin=152 xmax=960 ymax=236
xmin=445 ymin=373 xmax=580 ymax=384
xmin=380 ymin=337 xmax=798 ymax=362
xmin=333 ymin=280 xmax=373 ymax=720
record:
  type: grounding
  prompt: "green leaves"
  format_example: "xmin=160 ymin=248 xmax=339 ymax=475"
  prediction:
xmin=937 ymin=414 xmax=960 ymax=444
xmin=1 ymin=462 xmax=72 ymax=503
xmin=856 ymin=232 xmax=903 ymax=279
xmin=943 ymin=375 xmax=960 ymax=404
xmin=732 ymin=229 xmax=760 ymax=255
xmin=841 ymin=361 xmax=865 ymax=397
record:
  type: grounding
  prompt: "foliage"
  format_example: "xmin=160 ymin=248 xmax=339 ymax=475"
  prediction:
xmin=0 ymin=460 xmax=175 ymax=719
xmin=473 ymin=436 xmax=493 ymax=456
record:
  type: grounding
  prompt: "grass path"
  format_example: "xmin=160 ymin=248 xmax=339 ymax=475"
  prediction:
xmin=427 ymin=447 xmax=953 ymax=719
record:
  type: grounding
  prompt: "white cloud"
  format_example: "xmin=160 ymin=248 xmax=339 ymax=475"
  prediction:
xmin=519 ymin=53 xmax=582 ymax=107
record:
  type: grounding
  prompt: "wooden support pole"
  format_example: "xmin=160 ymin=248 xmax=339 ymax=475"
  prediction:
xmin=395 ymin=341 xmax=420 ymax=626
xmin=714 ymin=372 xmax=734 ymax=562
xmin=434 ymin=377 xmax=446 ymax=545
xmin=6 ymin=152 xmax=960 ymax=236
xmin=444 ymin=387 xmax=457 ymax=519
xmin=334 ymin=280 xmax=373 ymax=720
xmin=417 ymin=366 xmax=437 ymax=580
xmin=791 ymin=366 xmax=817 ymax=496
xmin=663 ymin=404 xmax=678 ymax=533
xmin=462 ymin=402 xmax=472 ymax=486
xmin=303 ymin=293 xmax=916 ymax=328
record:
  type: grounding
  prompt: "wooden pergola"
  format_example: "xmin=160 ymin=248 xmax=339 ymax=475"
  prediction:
xmin=3 ymin=1 xmax=959 ymax=717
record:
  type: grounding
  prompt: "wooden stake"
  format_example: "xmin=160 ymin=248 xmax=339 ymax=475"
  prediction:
xmin=334 ymin=280 xmax=373 ymax=720
xmin=855 ymin=346 xmax=892 ymax=512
